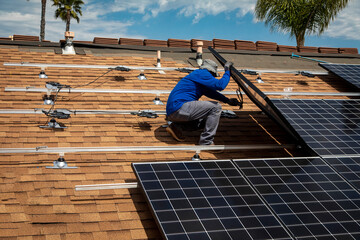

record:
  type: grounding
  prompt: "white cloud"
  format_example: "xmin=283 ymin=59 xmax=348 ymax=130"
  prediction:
xmin=324 ymin=1 xmax=360 ymax=40
xmin=0 ymin=0 xmax=144 ymax=41
xmin=112 ymin=0 xmax=255 ymax=22
xmin=1 ymin=0 xmax=358 ymax=43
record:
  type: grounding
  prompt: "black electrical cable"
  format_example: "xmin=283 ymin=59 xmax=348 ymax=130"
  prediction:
xmin=72 ymin=68 xmax=114 ymax=89
xmin=43 ymin=87 xmax=62 ymax=126
xmin=236 ymin=87 xmax=244 ymax=109
xmin=61 ymin=68 xmax=114 ymax=102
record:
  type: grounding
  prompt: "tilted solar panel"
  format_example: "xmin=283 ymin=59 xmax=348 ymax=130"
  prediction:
xmin=132 ymin=160 xmax=292 ymax=240
xmin=320 ymin=63 xmax=360 ymax=89
xmin=208 ymin=47 xmax=303 ymax=144
xmin=271 ymin=99 xmax=360 ymax=156
xmin=234 ymin=157 xmax=360 ymax=239
xmin=323 ymin=156 xmax=360 ymax=191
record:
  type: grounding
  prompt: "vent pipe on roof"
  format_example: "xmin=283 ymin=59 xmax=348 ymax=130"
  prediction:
xmin=156 ymin=50 xmax=166 ymax=74
xmin=62 ymin=31 xmax=75 ymax=55
xmin=196 ymin=41 xmax=203 ymax=66
xmin=156 ymin=50 xmax=161 ymax=68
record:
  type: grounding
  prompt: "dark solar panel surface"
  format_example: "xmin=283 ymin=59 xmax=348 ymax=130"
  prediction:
xmin=234 ymin=157 xmax=360 ymax=239
xmin=132 ymin=160 xmax=291 ymax=240
xmin=323 ymin=156 xmax=360 ymax=191
xmin=271 ymin=99 xmax=360 ymax=156
xmin=320 ymin=63 xmax=360 ymax=89
xmin=208 ymin=47 xmax=301 ymax=143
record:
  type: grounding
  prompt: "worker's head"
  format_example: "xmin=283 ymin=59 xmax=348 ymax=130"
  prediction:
xmin=200 ymin=59 xmax=219 ymax=77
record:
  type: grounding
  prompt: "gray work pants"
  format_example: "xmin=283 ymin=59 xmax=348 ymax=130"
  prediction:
xmin=167 ymin=101 xmax=222 ymax=145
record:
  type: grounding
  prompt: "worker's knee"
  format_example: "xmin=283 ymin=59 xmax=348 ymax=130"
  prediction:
xmin=211 ymin=102 xmax=222 ymax=114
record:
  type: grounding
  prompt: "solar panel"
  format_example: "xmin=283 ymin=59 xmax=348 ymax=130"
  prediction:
xmin=271 ymin=99 xmax=360 ymax=156
xmin=234 ymin=157 xmax=360 ymax=239
xmin=320 ymin=63 xmax=360 ymax=89
xmin=208 ymin=47 xmax=303 ymax=144
xmin=322 ymin=156 xmax=360 ymax=191
xmin=132 ymin=160 xmax=292 ymax=240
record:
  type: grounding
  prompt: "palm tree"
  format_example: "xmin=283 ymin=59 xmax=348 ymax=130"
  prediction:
xmin=52 ymin=0 xmax=84 ymax=32
xmin=40 ymin=0 xmax=46 ymax=41
xmin=254 ymin=0 xmax=349 ymax=47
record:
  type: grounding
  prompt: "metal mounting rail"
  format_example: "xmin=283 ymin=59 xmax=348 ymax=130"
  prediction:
xmin=5 ymin=87 xmax=172 ymax=95
xmin=0 ymin=144 xmax=295 ymax=154
xmin=321 ymin=154 xmax=360 ymax=159
xmin=75 ymin=182 xmax=139 ymax=191
xmin=5 ymin=87 xmax=360 ymax=97
xmin=3 ymin=62 xmax=198 ymax=72
xmin=0 ymin=109 xmax=167 ymax=115
xmin=3 ymin=62 xmax=328 ymax=75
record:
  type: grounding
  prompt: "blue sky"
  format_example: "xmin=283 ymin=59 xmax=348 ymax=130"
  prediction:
xmin=0 ymin=0 xmax=359 ymax=50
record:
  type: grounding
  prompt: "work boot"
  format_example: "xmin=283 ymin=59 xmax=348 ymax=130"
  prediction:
xmin=166 ymin=123 xmax=185 ymax=142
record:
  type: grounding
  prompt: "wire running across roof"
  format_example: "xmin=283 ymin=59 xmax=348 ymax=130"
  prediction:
xmin=132 ymin=160 xmax=292 ymax=240
xmin=271 ymin=99 xmax=360 ymax=156
xmin=234 ymin=157 xmax=360 ymax=239
xmin=320 ymin=63 xmax=360 ymax=89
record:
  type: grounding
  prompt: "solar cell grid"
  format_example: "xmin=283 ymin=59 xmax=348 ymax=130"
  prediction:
xmin=322 ymin=156 xmax=360 ymax=191
xmin=320 ymin=63 xmax=360 ymax=89
xmin=133 ymin=160 xmax=292 ymax=240
xmin=271 ymin=99 xmax=360 ymax=156
xmin=234 ymin=157 xmax=360 ymax=239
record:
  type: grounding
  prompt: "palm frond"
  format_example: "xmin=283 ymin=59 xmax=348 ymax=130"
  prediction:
xmin=51 ymin=0 xmax=84 ymax=30
xmin=254 ymin=0 xmax=349 ymax=46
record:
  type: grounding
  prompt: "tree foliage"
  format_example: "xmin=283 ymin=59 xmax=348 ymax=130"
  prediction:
xmin=52 ymin=0 xmax=84 ymax=32
xmin=255 ymin=0 xmax=349 ymax=47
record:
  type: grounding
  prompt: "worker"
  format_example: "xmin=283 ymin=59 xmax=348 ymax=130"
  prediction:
xmin=166 ymin=59 xmax=241 ymax=145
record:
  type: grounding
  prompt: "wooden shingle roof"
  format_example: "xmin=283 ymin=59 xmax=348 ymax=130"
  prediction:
xmin=0 ymin=44 xmax=358 ymax=239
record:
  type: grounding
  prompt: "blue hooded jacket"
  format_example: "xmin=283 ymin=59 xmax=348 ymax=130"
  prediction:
xmin=166 ymin=69 xmax=231 ymax=116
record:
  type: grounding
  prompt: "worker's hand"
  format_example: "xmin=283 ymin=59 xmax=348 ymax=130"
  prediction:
xmin=224 ymin=61 xmax=233 ymax=71
xmin=227 ymin=98 xmax=240 ymax=106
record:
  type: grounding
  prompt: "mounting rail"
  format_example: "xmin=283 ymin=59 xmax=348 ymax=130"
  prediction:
xmin=75 ymin=182 xmax=139 ymax=191
xmin=0 ymin=109 xmax=166 ymax=115
xmin=5 ymin=87 xmax=360 ymax=97
xmin=3 ymin=62 xmax=328 ymax=75
xmin=0 ymin=144 xmax=296 ymax=154
xmin=3 ymin=62 xmax=198 ymax=72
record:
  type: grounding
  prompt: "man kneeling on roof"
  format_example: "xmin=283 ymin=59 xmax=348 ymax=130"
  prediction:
xmin=166 ymin=59 xmax=241 ymax=145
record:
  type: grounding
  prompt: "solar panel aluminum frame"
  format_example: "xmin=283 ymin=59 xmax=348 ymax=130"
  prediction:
xmin=319 ymin=63 xmax=360 ymax=90
xmin=271 ymin=99 xmax=360 ymax=156
xmin=233 ymin=156 xmax=360 ymax=239
xmin=208 ymin=47 xmax=316 ymax=156
xmin=132 ymin=160 xmax=294 ymax=240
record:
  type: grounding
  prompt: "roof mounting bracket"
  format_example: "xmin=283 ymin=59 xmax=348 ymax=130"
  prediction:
xmin=299 ymin=71 xmax=315 ymax=78
xmin=43 ymin=109 xmax=71 ymax=119
xmin=45 ymin=81 xmax=71 ymax=90
xmin=110 ymin=66 xmax=131 ymax=71
xmin=39 ymin=118 xmax=67 ymax=129
xmin=131 ymin=110 xmax=159 ymax=118
xmin=191 ymin=153 xmax=201 ymax=161
xmin=46 ymin=153 xmax=77 ymax=169
xmin=176 ymin=68 xmax=194 ymax=73
xmin=241 ymin=69 xmax=258 ymax=75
